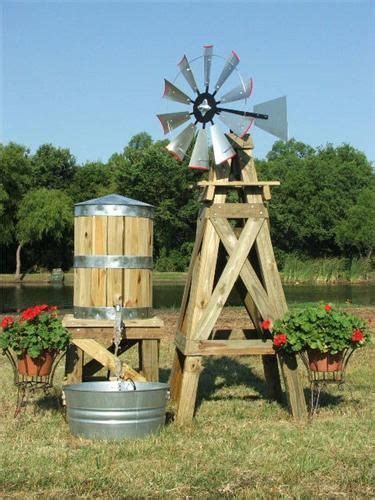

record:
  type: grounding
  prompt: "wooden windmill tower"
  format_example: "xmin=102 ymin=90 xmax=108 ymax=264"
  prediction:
xmin=157 ymin=47 xmax=307 ymax=424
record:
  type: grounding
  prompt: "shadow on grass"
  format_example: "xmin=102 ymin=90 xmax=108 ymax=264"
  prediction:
xmin=159 ymin=368 xmax=171 ymax=384
xmin=35 ymin=392 xmax=63 ymax=413
xmin=303 ymin=386 xmax=348 ymax=412
xmin=196 ymin=357 xmax=281 ymax=408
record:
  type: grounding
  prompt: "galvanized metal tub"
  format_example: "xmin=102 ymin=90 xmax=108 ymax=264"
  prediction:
xmin=64 ymin=381 xmax=169 ymax=440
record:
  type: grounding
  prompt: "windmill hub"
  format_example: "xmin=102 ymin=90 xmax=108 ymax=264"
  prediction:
xmin=193 ymin=93 xmax=217 ymax=123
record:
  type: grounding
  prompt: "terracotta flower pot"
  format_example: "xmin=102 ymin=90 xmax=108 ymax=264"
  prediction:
xmin=307 ymin=349 xmax=344 ymax=372
xmin=17 ymin=350 xmax=56 ymax=377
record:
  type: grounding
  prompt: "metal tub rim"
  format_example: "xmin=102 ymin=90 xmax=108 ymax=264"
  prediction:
xmin=64 ymin=381 xmax=169 ymax=393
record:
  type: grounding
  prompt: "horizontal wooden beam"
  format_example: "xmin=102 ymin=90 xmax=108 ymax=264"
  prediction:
xmin=62 ymin=314 xmax=164 ymax=329
xmin=206 ymin=204 xmax=268 ymax=219
xmin=198 ymin=181 xmax=280 ymax=187
xmin=175 ymin=332 xmax=275 ymax=356
xmin=67 ymin=326 xmax=170 ymax=341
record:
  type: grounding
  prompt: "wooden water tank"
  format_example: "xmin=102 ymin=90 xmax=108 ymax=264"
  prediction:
xmin=74 ymin=194 xmax=154 ymax=320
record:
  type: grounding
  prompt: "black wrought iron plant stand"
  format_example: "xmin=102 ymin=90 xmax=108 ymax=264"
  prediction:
xmin=3 ymin=349 xmax=65 ymax=417
xmin=299 ymin=348 xmax=355 ymax=417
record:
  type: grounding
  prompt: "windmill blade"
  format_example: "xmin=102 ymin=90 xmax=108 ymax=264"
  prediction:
xmin=189 ymin=128 xmax=209 ymax=170
xmin=218 ymin=111 xmax=254 ymax=138
xmin=219 ymin=78 xmax=253 ymax=104
xmin=157 ymin=111 xmax=191 ymax=134
xmin=163 ymin=79 xmax=192 ymax=105
xmin=166 ymin=123 xmax=196 ymax=161
xmin=213 ymin=51 xmax=240 ymax=95
xmin=210 ymin=123 xmax=236 ymax=165
xmin=253 ymin=96 xmax=288 ymax=141
xmin=203 ymin=45 xmax=213 ymax=90
xmin=178 ymin=55 xmax=199 ymax=94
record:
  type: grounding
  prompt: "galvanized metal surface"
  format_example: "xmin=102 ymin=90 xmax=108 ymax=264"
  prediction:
xmin=74 ymin=255 xmax=153 ymax=269
xmin=74 ymin=194 xmax=154 ymax=218
xmin=74 ymin=306 xmax=152 ymax=321
xmin=64 ymin=381 xmax=169 ymax=440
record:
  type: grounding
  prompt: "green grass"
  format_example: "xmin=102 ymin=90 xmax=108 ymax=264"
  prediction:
xmin=0 ymin=311 xmax=374 ymax=497
xmin=153 ymin=271 xmax=187 ymax=284
xmin=282 ymin=256 xmax=375 ymax=284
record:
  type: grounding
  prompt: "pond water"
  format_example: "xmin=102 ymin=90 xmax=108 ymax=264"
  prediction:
xmin=0 ymin=282 xmax=374 ymax=313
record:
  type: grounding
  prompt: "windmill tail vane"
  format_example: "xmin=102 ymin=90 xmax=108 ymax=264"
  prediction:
xmin=157 ymin=45 xmax=288 ymax=170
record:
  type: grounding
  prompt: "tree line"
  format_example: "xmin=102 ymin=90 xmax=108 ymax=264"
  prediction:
xmin=0 ymin=133 xmax=374 ymax=278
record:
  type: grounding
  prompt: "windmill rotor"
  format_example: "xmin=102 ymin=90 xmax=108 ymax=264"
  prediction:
xmin=157 ymin=46 xmax=288 ymax=170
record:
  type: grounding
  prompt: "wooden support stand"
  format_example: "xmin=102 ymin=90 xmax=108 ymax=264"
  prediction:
xmin=62 ymin=315 xmax=167 ymax=384
xmin=170 ymin=134 xmax=307 ymax=424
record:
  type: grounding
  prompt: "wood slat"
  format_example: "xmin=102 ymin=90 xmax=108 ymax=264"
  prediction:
xmin=198 ymin=180 xmax=280 ymax=187
xmin=106 ymin=216 xmax=124 ymax=307
xmin=72 ymin=338 xmax=146 ymax=381
xmin=206 ymin=203 xmax=268 ymax=219
xmin=62 ymin=314 xmax=164 ymax=328
xmin=74 ymin=216 xmax=93 ymax=308
xmin=184 ymin=339 xmax=275 ymax=356
xmin=177 ymin=212 xmax=207 ymax=331
xmin=255 ymin=223 xmax=288 ymax=318
xmin=91 ymin=216 xmax=107 ymax=307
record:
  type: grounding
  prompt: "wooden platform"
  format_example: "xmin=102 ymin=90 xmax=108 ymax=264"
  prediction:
xmin=63 ymin=315 xmax=168 ymax=384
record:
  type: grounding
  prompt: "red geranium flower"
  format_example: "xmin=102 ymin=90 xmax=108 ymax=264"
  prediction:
xmin=273 ymin=333 xmax=287 ymax=347
xmin=1 ymin=316 xmax=14 ymax=329
xmin=20 ymin=304 xmax=48 ymax=321
xmin=261 ymin=319 xmax=272 ymax=330
xmin=325 ymin=304 xmax=332 ymax=312
xmin=351 ymin=329 xmax=364 ymax=342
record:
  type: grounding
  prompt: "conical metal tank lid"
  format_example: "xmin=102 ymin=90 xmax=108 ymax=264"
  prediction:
xmin=74 ymin=193 xmax=154 ymax=218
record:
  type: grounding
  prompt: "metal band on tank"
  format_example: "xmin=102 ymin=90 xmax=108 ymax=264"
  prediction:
xmin=74 ymin=204 xmax=154 ymax=219
xmin=74 ymin=306 xmax=152 ymax=321
xmin=74 ymin=255 xmax=153 ymax=269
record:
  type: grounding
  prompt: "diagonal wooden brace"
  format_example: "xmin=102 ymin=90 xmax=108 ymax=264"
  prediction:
xmin=193 ymin=217 xmax=264 ymax=341
xmin=211 ymin=217 xmax=277 ymax=320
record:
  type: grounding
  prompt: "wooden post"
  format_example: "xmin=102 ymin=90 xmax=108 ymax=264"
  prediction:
xmin=65 ymin=344 xmax=84 ymax=385
xmin=175 ymin=356 xmax=203 ymax=425
xmin=170 ymin=350 xmax=185 ymax=403
xmin=139 ymin=340 xmax=159 ymax=381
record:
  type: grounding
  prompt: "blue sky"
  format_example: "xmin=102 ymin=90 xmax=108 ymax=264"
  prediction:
xmin=1 ymin=0 xmax=374 ymax=164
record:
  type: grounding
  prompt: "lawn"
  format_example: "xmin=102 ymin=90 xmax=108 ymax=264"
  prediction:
xmin=0 ymin=308 xmax=374 ymax=497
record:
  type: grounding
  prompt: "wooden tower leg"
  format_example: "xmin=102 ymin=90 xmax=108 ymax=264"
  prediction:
xmin=278 ymin=354 xmax=307 ymax=419
xmin=170 ymin=350 xmax=185 ymax=403
xmin=175 ymin=356 xmax=203 ymax=425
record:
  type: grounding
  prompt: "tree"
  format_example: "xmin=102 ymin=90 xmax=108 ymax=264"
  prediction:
xmin=257 ymin=141 xmax=374 ymax=257
xmin=31 ymin=144 xmax=77 ymax=190
xmin=69 ymin=161 xmax=117 ymax=203
xmin=335 ymin=186 xmax=375 ymax=260
xmin=16 ymin=189 xmax=73 ymax=275
xmin=0 ymin=143 xmax=32 ymax=245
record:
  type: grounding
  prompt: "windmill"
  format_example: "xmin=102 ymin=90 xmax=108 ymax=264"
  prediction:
xmin=157 ymin=46 xmax=306 ymax=425
xmin=157 ymin=45 xmax=288 ymax=169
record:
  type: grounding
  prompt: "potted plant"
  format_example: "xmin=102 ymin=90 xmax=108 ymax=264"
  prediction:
xmin=261 ymin=304 xmax=370 ymax=372
xmin=0 ymin=304 xmax=71 ymax=376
